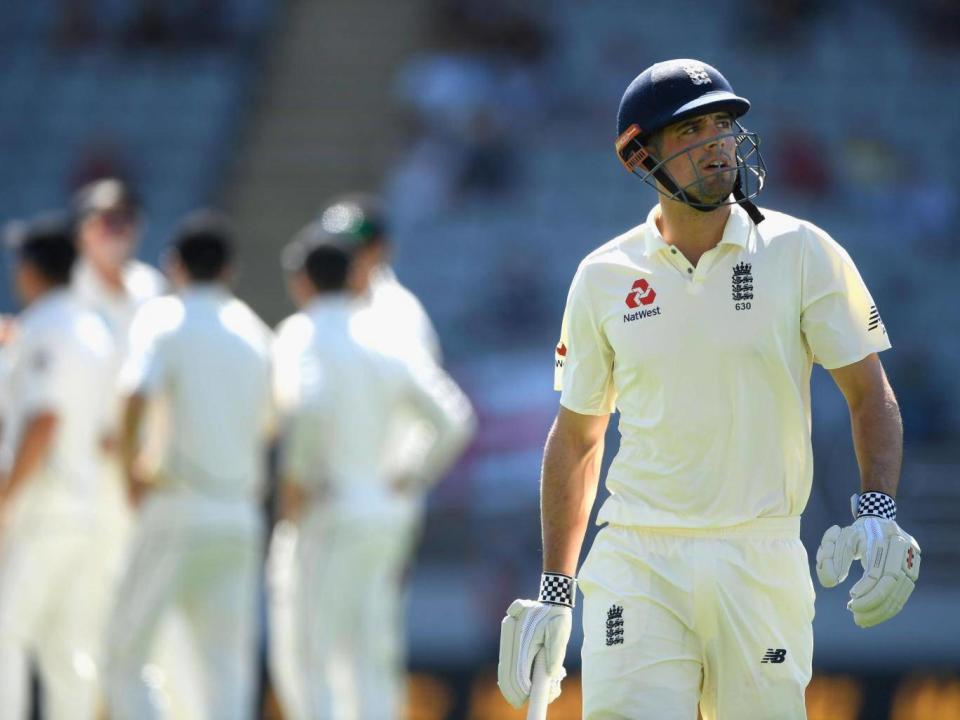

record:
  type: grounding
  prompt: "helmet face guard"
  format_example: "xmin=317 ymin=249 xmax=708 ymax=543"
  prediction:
xmin=616 ymin=120 xmax=767 ymax=222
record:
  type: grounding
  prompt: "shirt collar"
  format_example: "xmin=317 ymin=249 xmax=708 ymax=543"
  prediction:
xmin=303 ymin=292 xmax=355 ymax=319
xmin=19 ymin=287 xmax=72 ymax=326
xmin=642 ymin=201 xmax=752 ymax=256
xmin=179 ymin=284 xmax=230 ymax=303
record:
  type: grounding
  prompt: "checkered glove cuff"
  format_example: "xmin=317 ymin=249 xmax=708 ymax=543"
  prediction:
xmin=538 ymin=572 xmax=576 ymax=608
xmin=855 ymin=492 xmax=897 ymax=520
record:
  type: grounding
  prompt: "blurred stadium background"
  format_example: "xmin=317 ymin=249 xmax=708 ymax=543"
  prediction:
xmin=1 ymin=0 xmax=959 ymax=718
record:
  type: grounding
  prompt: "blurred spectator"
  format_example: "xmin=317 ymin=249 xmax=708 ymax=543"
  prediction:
xmin=741 ymin=0 xmax=829 ymax=47
xmin=388 ymin=0 xmax=550 ymax=225
xmin=125 ymin=0 xmax=230 ymax=48
xmin=774 ymin=127 xmax=832 ymax=197
xmin=55 ymin=0 xmax=98 ymax=49
xmin=912 ymin=0 xmax=960 ymax=49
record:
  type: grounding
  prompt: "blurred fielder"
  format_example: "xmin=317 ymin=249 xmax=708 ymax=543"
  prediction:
xmin=104 ymin=212 xmax=273 ymax=719
xmin=0 ymin=215 xmax=114 ymax=719
xmin=267 ymin=196 xmax=447 ymax=718
xmin=71 ymin=177 xmax=201 ymax=716
xmin=498 ymin=59 xmax=921 ymax=719
xmin=271 ymin=224 xmax=474 ymax=719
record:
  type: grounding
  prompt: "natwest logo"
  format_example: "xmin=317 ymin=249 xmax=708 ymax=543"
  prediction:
xmin=625 ymin=278 xmax=657 ymax=308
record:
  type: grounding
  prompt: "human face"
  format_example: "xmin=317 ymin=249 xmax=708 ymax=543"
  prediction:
xmin=654 ymin=112 xmax=737 ymax=206
xmin=14 ymin=261 xmax=45 ymax=306
xmin=79 ymin=209 xmax=139 ymax=274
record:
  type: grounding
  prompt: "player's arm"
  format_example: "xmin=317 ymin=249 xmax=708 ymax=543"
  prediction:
xmin=119 ymin=392 xmax=151 ymax=507
xmin=541 ymin=406 xmax=609 ymax=576
xmin=1 ymin=333 xmax=63 ymax=508
xmin=818 ymin=352 xmax=919 ymax=627
xmin=399 ymin=361 xmax=476 ymax=490
xmin=0 ymin=412 xmax=58 ymax=506
xmin=829 ymin=352 xmax=902 ymax=497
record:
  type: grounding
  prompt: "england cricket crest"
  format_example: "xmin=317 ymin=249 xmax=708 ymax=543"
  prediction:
xmin=732 ymin=262 xmax=753 ymax=311
xmin=682 ymin=63 xmax=712 ymax=86
xmin=605 ymin=605 xmax=624 ymax=646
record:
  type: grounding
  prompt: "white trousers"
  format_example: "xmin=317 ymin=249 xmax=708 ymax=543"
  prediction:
xmin=104 ymin=493 xmax=262 ymax=720
xmin=97 ymin=460 xmax=205 ymax=720
xmin=271 ymin=506 xmax=415 ymax=720
xmin=0 ymin=519 xmax=101 ymax=720
xmin=579 ymin=518 xmax=814 ymax=720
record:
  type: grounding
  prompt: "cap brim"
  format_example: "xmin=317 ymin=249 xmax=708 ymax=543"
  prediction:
xmin=671 ymin=91 xmax=750 ymax=123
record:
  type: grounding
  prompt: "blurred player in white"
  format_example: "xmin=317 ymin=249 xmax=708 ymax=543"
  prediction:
xmin=71 ymin=177 xmax=202 ymax=715
xmin=0 ymin=215 xmax=114 ymax=719
xmin=320 ymin=194 xmax=441 ymax=365
xmin=271 ymin=224 xmax=475 ymax=719
xmin=104 ymin=211 xmax=273 ymax=720
xmin=72 ymin=178 xmax=166 ymax=350
xmin=498 ymin=59 xmax=921 ymax=719
xmin=267 ymin=196 xmax=446 ymax=718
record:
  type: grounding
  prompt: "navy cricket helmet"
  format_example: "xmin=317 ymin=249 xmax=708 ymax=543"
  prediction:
xmin=615 ymin=59 xmax=766 ymax=223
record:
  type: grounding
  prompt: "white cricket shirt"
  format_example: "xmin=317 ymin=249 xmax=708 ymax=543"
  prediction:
xmin=72 ymin=258 xmax=166 ymax=358
xmin=122 ymin=286 xmax=274 ymax=501
xmin=555 ymin=204 xmax=891 ymax=529
xmin=366 ymin=264 xmax=442 ymax=366
xmin=0 ymin=289 xmax=115 ymax=522
xmin=274 ymin=295 xmax=473 ymax=520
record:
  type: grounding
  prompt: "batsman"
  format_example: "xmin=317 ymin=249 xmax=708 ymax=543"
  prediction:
xmin=497 ymin=59 xmax=921 ymax=719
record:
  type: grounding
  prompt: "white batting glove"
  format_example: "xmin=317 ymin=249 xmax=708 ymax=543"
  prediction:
xmin=497 ymin=573 xmax=574 ymax=709
xmin=816 ymin=492 xmax=921 ymax=628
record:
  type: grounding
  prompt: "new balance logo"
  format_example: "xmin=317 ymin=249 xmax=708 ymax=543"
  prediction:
xmin=605 ymin=605 xmax=624 ymax=646
xmin=761 ymin=648 xmax=787 ymax=664
xmin=868 ymin=305 xmax=885 ymax=334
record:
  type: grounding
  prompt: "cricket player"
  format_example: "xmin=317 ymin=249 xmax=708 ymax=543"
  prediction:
xmin=497 ymin=59 xmax=921 ymax=719
xmin=0 ymin=215 xmax=115 ymax=719
xmin=318 ymin=194 xmax=442 ymax=365
xmin=271 ymin=224 xmax=475 ymax=720
xmin=103 ymin=211 xmax=274 ymax=720
xmin=71 ymin=178 xmax=204 ymax=715
xmin=267 ymin=196 xmax=445 ymax=718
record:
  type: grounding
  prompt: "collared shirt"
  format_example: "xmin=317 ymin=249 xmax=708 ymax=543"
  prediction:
xmin=72 ymin=259 xmax=166 ymax=358
xmin=273 ymin=295 xmax=473 ymax=519
xmin=555 ymin=203 xmax=891 ymax=529
xmin=122 ymin=286 xmax=274 ymax=502
xmin=0 ymin=289 xmax=115 ymax=522
xmin=355 ymin=264 xmax=445 ymax=490
xmin=365 ymin=264 xmax=442 ymax=366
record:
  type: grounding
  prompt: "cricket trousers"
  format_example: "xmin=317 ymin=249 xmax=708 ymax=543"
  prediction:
xmin=0 ymin=517 xmax=101 ymax=720
xmin=103 ymin=491 xmax=262 ymax=720
xmin=96 ymin=458 xmax=204 ymax=720
xmin=578 ymin=517 xmax=814 ymax=720
xmin=285 ymin=504 xmax=415 ymax=720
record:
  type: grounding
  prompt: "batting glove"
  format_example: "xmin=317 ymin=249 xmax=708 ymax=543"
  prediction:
xmin=816 ymin=492 xmax=921 ymax=628
xmin=497 ymin=573 xmax=574 ymax=709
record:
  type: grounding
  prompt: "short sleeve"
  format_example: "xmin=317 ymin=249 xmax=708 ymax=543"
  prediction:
xmin=20 ymin=331 xmax=70 ymax=415
xmin=121 ymin=310 xmax=172 ymax=395
xmin=280 ymin=352 xmax=328 ymax=484
xmin=555 ymin=266 xmax=617 ymax=415
xmin=800 ymin=224 xmax=891 ymax=369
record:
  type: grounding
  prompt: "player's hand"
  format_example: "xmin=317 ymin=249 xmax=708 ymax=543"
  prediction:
xmin=124 ymin=457 xmax=153 ymax=508
xmin=497 ymin=573 xmax=576 ymax=709
xmin=816 ymin=495 xmax=920 ymax=628
xmin=498 ymin=600 xmax=570 ymax=708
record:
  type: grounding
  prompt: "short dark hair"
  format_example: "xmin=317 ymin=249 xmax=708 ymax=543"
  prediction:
xmin=282 ymin=220 xmax=351 ymax=292
xmin=171 ymin=210 xmax=234 ymax=281
xmin=7 ymin=213 xmax=77 ymax=286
